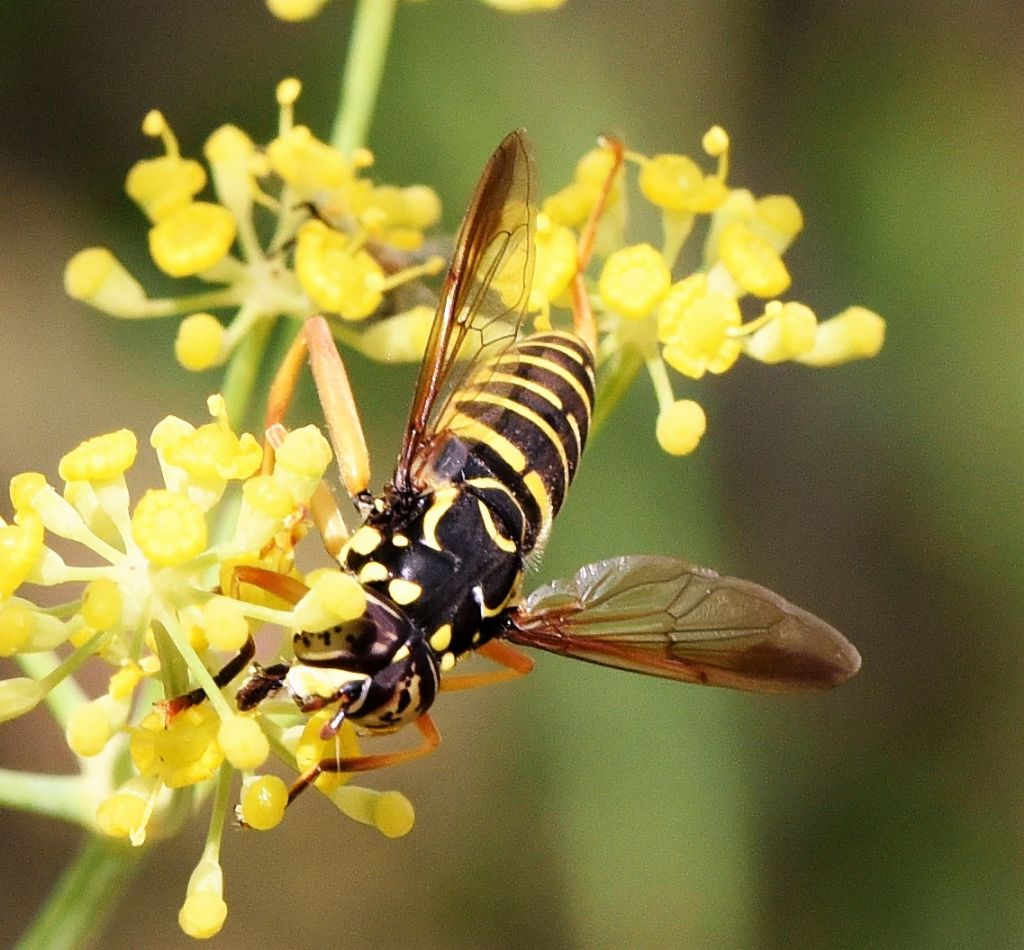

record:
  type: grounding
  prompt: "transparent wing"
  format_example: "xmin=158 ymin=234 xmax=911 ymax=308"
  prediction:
xmin=507 ymin=555 xmax=861 ymax=693
xmin=396 ymin=129 xmax=536 ymax=489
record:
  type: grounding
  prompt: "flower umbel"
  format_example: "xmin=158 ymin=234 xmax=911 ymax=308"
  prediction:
xmin=0 ymin=399 xmax=415 ymax=938
xmin=65 ymin=82 xmax=446 ymax=372
xmin=535 ymin=128 xmax=886 ymax=454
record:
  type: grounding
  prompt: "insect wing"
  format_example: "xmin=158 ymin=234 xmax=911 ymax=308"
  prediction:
xmin=507 ymin=555 xmax=861 ymax=693
xmin=397 ymin=129 xmax=536 ymax=486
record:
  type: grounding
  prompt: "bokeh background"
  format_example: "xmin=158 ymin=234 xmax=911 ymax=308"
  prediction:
xmin=2 ymin=1 xmax=1022 ymax=947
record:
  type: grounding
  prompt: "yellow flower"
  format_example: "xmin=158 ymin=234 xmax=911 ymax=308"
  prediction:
xmin=3 ymin=396 xmax=416 ymax=941
xmin=67 ymin=82 xmax=446 ymax=371
xmin=540 ymin=126 xmax=885 ymax=454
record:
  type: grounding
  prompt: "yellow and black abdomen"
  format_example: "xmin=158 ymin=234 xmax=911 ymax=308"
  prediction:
xmin=433 ymin=330 xmax=595 ymax=554
xmin=340 ymin=330 xmax=595 ymax=683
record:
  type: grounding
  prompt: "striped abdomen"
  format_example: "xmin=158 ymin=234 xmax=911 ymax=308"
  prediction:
xmin=430 ymin=330 xmax=596 ymax=553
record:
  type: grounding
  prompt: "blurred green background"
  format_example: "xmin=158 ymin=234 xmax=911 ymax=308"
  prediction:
xmin=1 ymin=2 xmax=1022 ymax=947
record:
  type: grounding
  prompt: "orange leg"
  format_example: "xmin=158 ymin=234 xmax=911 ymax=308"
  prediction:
xmin=231 ymin=564 xmax=309 ymax=606
xmin=439 ymin=639 xmax=534 ymax=692
xmin=287 ymin=713 xmax=442 ymax=805
xmin=262 ymin=316 xmax=372 ymax=555
xmin=570 ymin=135 xmax=625 ymax=353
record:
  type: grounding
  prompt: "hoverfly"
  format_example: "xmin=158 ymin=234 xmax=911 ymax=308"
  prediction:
xmin=178 ymin=130 xmax=860 ymax=805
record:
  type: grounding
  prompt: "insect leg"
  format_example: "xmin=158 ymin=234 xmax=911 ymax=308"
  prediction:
xmin=569 ymin=135 xmax=625 ymax=353
xmin=263 ymin=316 xmax=371 ymax=555
xmin=286 ymin=714 xmax=442 ymax=805
xmin=162 ymin=566 xmax=308 ymax=717
xmin=438 ymin=639 xmax=535 ymax=692
xmin=161 ymin=636 xmax=257 ymax=718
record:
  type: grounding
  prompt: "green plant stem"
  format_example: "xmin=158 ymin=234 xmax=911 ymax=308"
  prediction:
xmin=15 ymin=834 xmax=145 ymax=950
xmin=221 ymin=316 xmax=275 ymax=433
xmin=0 ymin=770 xmax=92 ymax=826
xmin=330 ymin=0 xmax=398 ymax=153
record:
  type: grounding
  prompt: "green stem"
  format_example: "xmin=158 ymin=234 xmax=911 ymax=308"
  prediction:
xmin=221 ymin=316 xmax=275 ymax=433
xmin=15 ymin=834 xmax=146 ymax=950
xmin=330 ymin=0 xmax=398 ymax=153
xmin=17 ymin=649 xmax=90 ymax=730
xmin=0 ymin=769 xmax=92 ymax=826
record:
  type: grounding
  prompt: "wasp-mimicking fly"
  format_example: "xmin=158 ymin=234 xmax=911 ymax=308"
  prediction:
xmin=172 ymin=130 xmax=860 ymax=807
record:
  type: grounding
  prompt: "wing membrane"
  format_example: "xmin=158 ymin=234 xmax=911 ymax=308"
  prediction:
xmin=507 ymin=555 xmax=861 ymax=693
xmin=396 ymin=130 xmax=536 ymax=488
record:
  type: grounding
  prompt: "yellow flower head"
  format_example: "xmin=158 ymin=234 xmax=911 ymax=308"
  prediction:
xmin=542 ymin=127 xmax=884 ymax=454
xmin=67 ymin=84 xmax=450 ymax=370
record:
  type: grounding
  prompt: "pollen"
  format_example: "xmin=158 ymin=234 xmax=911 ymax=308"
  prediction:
xmin=151 ymin=398 xmax=262 ymax=483
xmin=267 ymin=126 xmax=352 ymax=197
xmin=202 ymin=597 xmax=249 ymax=652
xmin=598 ymin=244 xmax=672 ymax=320
xmin=63 ymin=248 xmax=150 ymax=317
xmin=658 ymin=276 xmax=742 ymax=378
xmin=388 ymin=578 xmax=422 ymax=606
xmin=575 ymin=145 xmax=619 ymax=188
xmin=294 ymin=220 xmax=385 ymax=321
xmin=10 ymin=472 xmax=46 ymax=512
xmin=148 ymin=201 xmax=237 ymax=278
xmin=218 ymin=714 xmax=270 ymax=771
xmin=126 ymin=152 xmax=206 ymax=225
xmin=313 ymin=571 xmax=367 ymax=621
xmin=542 ymin=180 xmax=597 ymax=227
xmin=58 ymin=428 xmax=138 ymax=484
xmin=131 ymin=490 xmax=208 ymax=567
xmin=179 ymin=892 xmax=228 ymax=941
xmin=396 ymin=184 xmax=442 ymax=230
xmin=756 ymin=195 xmax=804 ymax=243
xmin=204 ymin=124 xmax=255 ymax=167
xmin=744 ymin=301 xmax=818 ymax=363
xmin=293 ymin=571 xmax=368 ymax=631
xmin=239 ymin=774 xmax=288 ymax=830
xmin=241 ymin=476 xmax=293 ymax=520
xmin=0 ymin=518 xmax=44 ymax=602
xmin=702 ymin=125 xmax=730 ymax=157
xmin=276 ymin=77 xmax=302 ymax=108
xmin=656 ymin=399 xmax=707 ymax=456
xmin=717 ymin=221 xmax=791 ymax=298
xmin=373 ymin=790 xmax=416 ymax=838
xmin=108 ymin=661 xmax=145 ymax=701
xmin=295 ymin=711 xmax=360 ymax=795
xmin=272 ymin=425 xmax=333 ymax=506
xmin=358 ymin=306 xmax=435 ymax=362
xmin=130 ymin=706 xmax=224 ymax=788
xmin=95 ymin=777 xmax=152 ymax=840
xmin=531 ymin=218 xmax=578 ymax=310
xmin=0 ymin=602 xmax=32 ymax=656
xmin=639 ymin=153 xmax=727 ymax=213
xmin=267 ymin=0 xmax=330 ymax=21
xmin=274 ymin=425 xmax=333 ymax=478
xmin=66 ymin=697 xmax=117 ymax=757
xmin=175 ymin=313 xmax=225 ymax=371
xmin=82 ymin=578 xmax=123 ymax=631
xmin=797 ymin=306 xmax=886 ymax=367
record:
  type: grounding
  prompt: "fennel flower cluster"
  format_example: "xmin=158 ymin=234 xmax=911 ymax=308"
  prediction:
xmin=0 ymin=397 xmax=413 ymax=939
xmin=64 ymin=78 xmax=447 ymax=374
xmin=530 ymin=127 xmax=886 ymax=454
